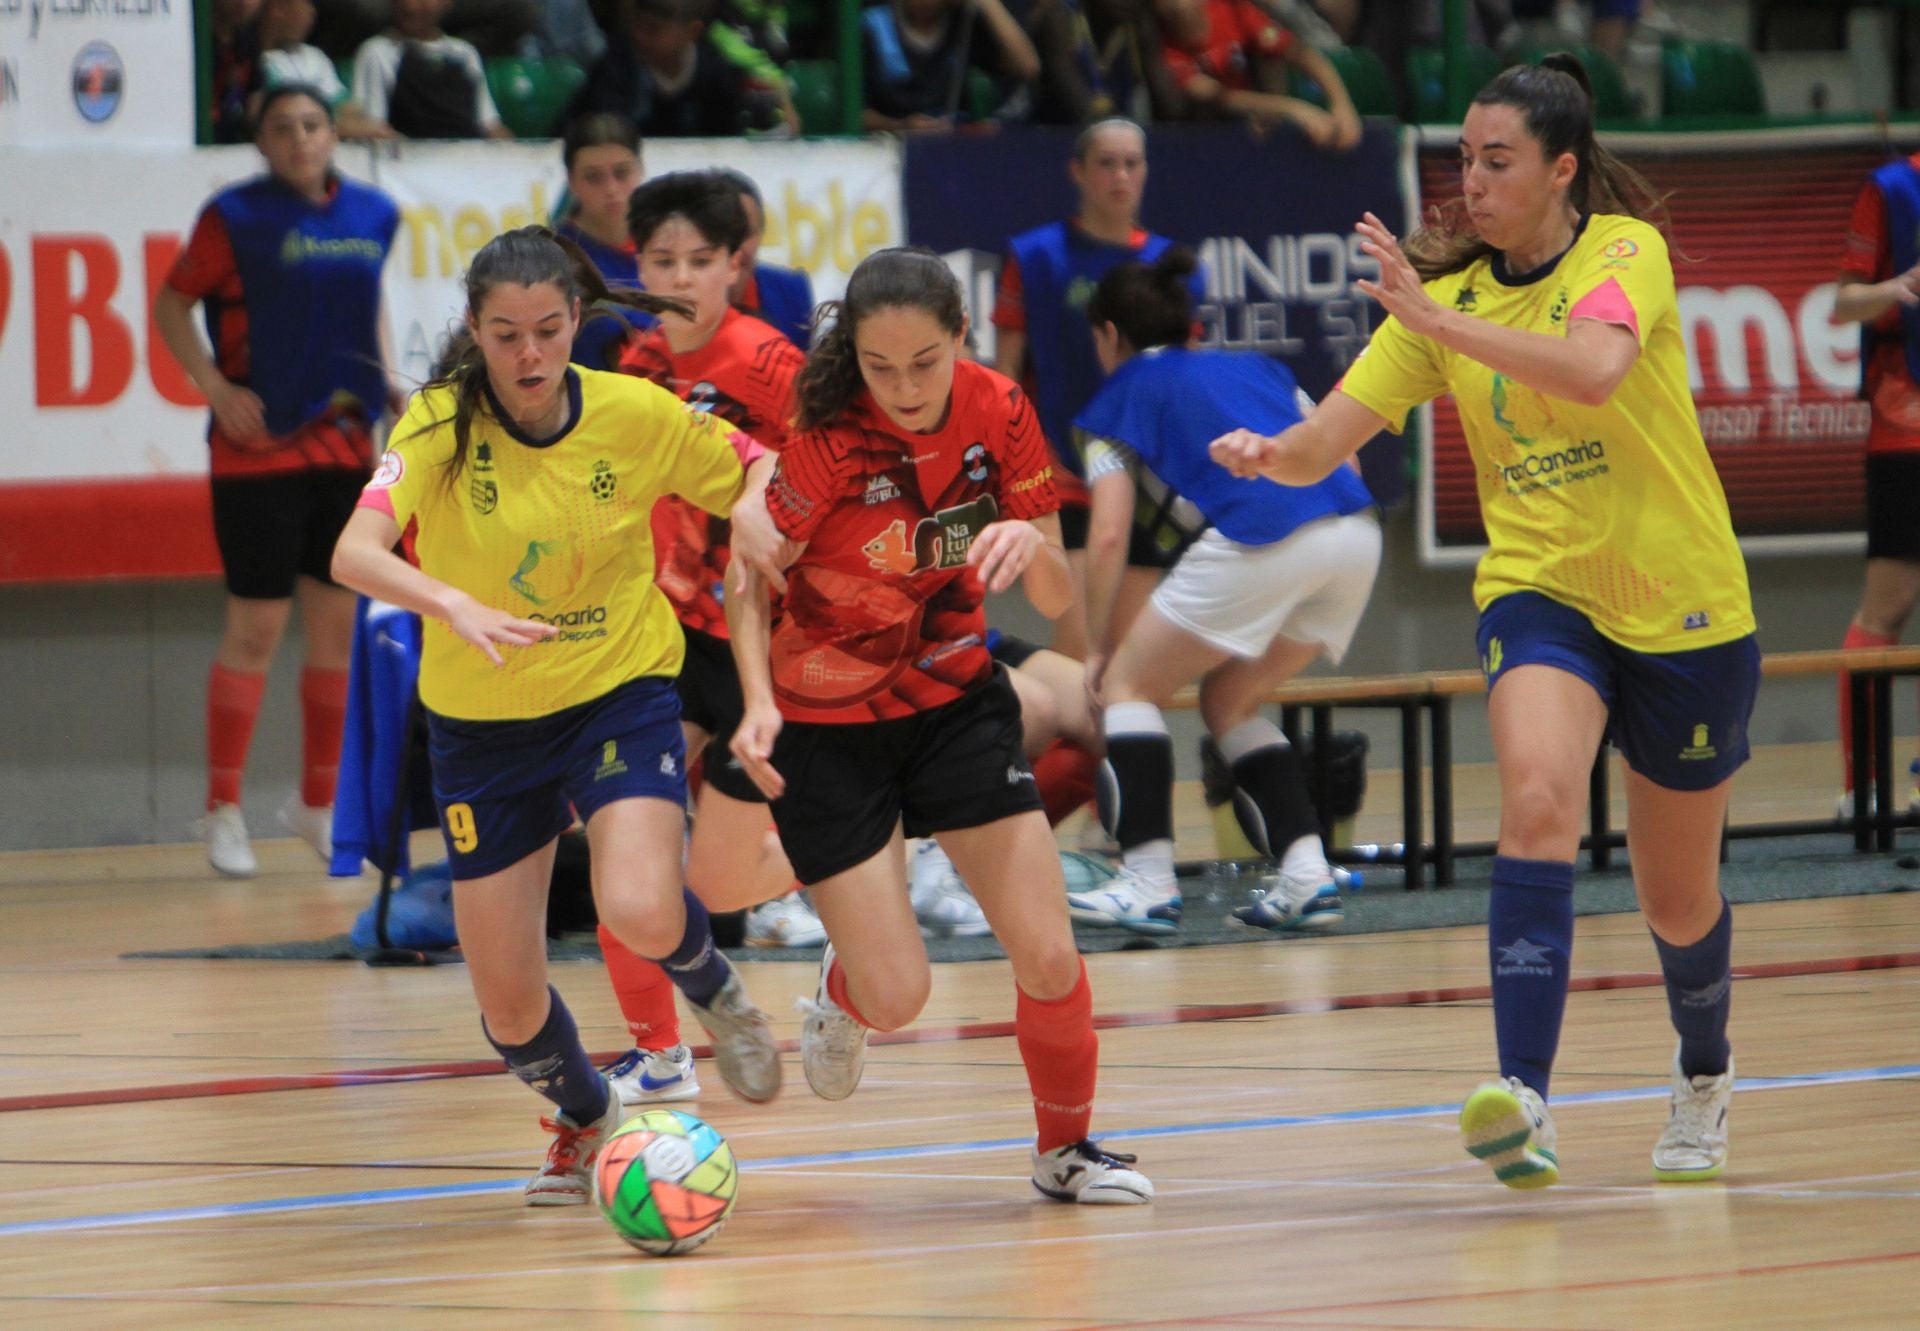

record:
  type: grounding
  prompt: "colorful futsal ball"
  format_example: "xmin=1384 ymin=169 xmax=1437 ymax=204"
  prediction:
xmin=593 ymin=1109 xmax=738 ymax=1256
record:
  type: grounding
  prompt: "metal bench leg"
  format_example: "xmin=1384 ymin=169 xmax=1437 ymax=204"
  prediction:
xmin=1851 ymin=673 xmax=1872 ymax=852
xmin=1874 ymin=673 xmax=1895 ymax=852
xmin=1402 ymin=701 xmax=1425 ymax=890
xmin=1589 ymin=747 xmax=1611 ymax=871
xmin=1430 ymin=697 xmax=1455 ymax=886
xmin=1311 ymin=705 xmax=1334 ymax=829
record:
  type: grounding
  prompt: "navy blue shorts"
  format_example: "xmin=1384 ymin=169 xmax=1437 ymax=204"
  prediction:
xmin=426 ymin=676 xmax=688 ymax=880
xmin=1476 ymin=591 xmax=1759 ymax=792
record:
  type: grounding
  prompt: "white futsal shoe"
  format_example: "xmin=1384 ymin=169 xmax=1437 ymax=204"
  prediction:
xmin=1652 ymin=1047 xmax=1733 ymax=1182
xmin=1460 ymin=1076 xmax=1560 ymax=1190
xmin=525 ymin=1096 xmax=623 ymax=1205
xmin=744 ymin=891 xmax=828 ymax=948
xmin=278 ymin=796 xmax=334 ymax=863
xmin=1064 ymin=866 xmax=1182 ymax=935
xmin=908 ymin=841 xmax=993 ymax=938
xmin=1030 ymin=1139 xmax=1154 ymax=1204
xmin=604 ymin=1043 xmax=701 ymax=1105
xmin=797 ymin=942 xmax=869 ymax=1100
xmin=203 ymin=803 xmax=258 ymax=879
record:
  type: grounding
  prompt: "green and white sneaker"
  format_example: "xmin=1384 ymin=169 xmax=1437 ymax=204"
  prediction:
xmin=1460 ymin=1076 xmax=1560 ymax=1190
xmin=1652 ymin=1048 xmax=1732 ymax=1182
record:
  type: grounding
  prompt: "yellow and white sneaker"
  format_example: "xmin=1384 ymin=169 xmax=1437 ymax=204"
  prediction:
xmin=1460 ymin=1076 xmax=1560 ymax=1190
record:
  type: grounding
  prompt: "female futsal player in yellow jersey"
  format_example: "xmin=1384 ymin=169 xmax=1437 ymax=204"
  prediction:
xmin=332 ymin=227 xmax=782 ymax=1205
xmin=1213 ymin=56 xmax=1757 ymax=1189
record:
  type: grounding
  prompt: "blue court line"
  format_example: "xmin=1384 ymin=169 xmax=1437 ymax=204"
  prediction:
xmin=3 ymin=1063 xmax=1913 ymax=1239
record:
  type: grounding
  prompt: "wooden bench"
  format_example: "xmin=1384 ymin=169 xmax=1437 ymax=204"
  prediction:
xmin=1166 ymin=645 xmax=1920 ymax=889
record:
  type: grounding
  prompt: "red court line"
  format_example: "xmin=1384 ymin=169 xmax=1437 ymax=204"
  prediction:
xmin=1060 ymin=1246 xmax=1920 ymax=1329
xmin=3 ymin=950 xmax=1914 ymax=1115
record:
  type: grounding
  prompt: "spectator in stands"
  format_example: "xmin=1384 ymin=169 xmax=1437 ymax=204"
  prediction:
xmin=255 ymin=0 xmax=391 ymax=140
xmin=1046 ymin=0 xmax=1184 ymax=122
xmin=574 ymin=0 xmax=796 ymax=137
xmin=860 ymin=0 xmax=1043 ymax=133
xmin=556 ymin=114 xmax=653 ymax=369
xmin=351 ymin=0 xmax=514 ymax=139
xmin=1153 ymin=0 xmax=1362 ymax=147
xmin=524 ymin=0 xmax=611 ymax=65
xmin=715 ymin=167 xmax=816 ymax=347
xmin=1512 ymin=0 xmax=1635 ymax=64
xmin=1829 ymin=147 xmax=1920 ymax=810
xmin=211 ymin=0 xmax=264 ymax=144
xmin=314 ymin=0 xmax=538 ymax=61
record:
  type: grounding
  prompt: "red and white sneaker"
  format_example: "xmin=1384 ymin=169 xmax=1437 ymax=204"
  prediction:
xmin=524 ymin=1097 xmax=623 ymax=1206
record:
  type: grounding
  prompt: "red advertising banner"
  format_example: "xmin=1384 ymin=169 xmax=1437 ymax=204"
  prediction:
xmin=1415 ymin=125 xmax=1920 ymax=563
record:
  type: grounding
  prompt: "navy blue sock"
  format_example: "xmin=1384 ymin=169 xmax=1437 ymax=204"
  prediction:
xmin=485 ymin=985 xmax=609 ymax=1125
xmin=654 ymin=887 xmax=731 ymax=1008
xmin=1652 ymin=896 xmax=1733 ymax=1079
xmin=1488 ymin=855 xmax=1575 ymax=1099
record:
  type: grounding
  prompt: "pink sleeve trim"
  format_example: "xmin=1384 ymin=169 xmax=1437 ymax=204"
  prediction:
xmin=356 ymin=488 xmax=395 ymax=518
xmin=1569 ymin=277 xmax=1640 ymax=341
xmin=728 ymin=430 xmax=769 ymax=468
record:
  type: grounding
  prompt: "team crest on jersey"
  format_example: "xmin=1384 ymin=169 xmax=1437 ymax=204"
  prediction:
xmin=963 ymin=443 xmax=989 ymax=483
xmin=589 ymin=459 xmax=617 ymax=501
xmin=1547 ymin=288 xmax=1569 ymax=325
xmin=470 ymin=478 xmax=497 ymax=514
xmin=1602 ymin=238 xmax=1639 ymax=261
xmin=369 ymin=450 xmax=404 ymax=489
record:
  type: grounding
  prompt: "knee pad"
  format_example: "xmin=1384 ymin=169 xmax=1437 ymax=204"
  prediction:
xmin=1094 ymin=758 xmax=1122 ymax=839
xmin=1231 ymin=789 xmax=1273 ymax=857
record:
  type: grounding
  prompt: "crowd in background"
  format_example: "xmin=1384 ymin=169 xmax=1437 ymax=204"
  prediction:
xmin=206 ymin=0 xmax=1649 ymax=146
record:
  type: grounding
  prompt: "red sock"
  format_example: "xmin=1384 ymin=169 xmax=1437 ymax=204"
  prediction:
xmin=207 ymin=664 xmax=267 ymax=810
xmin=1016 ymin=959 xmax=1098 ymax=1153
xmin=299 ymin=666 xmax=350 ymax=808
xmin=825 ymin=956 xmax=878 ymax=1029
xmin=598 ymin=925 xmax=681 ymax=1050
xmin=1839 ymin=624 xmax=1896 ymax=792
xmin=1033 ymin=740 xmax=1100 ymax=827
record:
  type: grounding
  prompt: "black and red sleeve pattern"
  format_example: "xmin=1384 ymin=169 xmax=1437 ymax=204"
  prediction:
xmin=766 ymin=426 xmax=853 ymax=543
xmin=993 ymin=382 xmax=1060 ymax=521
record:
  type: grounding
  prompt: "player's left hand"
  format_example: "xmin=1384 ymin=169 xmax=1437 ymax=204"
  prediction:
xmin=967 ymin=520 xmax=1043 ymax=594
xmin=1354 ymin=212 xmax=1441 ymax=336
xmin=727 ymin=482 xmax=799 ymax=596
xmin=730 ymin=701 xmax=786 ymax=800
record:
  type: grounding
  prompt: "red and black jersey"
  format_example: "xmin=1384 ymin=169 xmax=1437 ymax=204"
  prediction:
xmin=618 ymin=308 xmax=804 ymax=637
xmin=1840 ymin=151 xmax=1920 ymax=455
xmin=764 ymin=359 xmax=1059 ymax=724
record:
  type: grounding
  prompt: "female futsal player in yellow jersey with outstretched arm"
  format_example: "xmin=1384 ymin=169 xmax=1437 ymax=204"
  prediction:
xmin=332 ymin=227 xmax=782 ymax=1207
xmin=1213 ymin=55 xmax=1758 ymax=1190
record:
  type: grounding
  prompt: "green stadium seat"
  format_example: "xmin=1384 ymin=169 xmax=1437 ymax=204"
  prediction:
xmin=1405 ymin=44 xmax=1505 ymax=122
xmin=485 ymin=56 xmax=587 ymax=139
xmin=789 ymin=58 xmax=840 ymax=135
xmin=1661 ymin=39 xmax=1765 ymax=117
xmin=1513 ymin=42 xmax=1634 ymax=120
xmin=1289 ymin=45 xmax=1395 ymax=117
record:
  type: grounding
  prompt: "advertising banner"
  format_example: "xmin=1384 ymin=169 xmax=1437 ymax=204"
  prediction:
xmin=1415 ymin=124 xmax=1920 ymax=564
xmin=904 ymin=122 xmax=1407 ymax=504
xmin=0 ymin=0 xmax=195 ymax=147
xmin=0 ymin=136 xmax=901 ymax=581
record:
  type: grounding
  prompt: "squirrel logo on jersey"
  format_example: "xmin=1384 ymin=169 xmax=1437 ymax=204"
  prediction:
xmin=862 ymin=520 xmax=918 ymax=575
xmin=862 ymin=497 xmax=1001 ymax=575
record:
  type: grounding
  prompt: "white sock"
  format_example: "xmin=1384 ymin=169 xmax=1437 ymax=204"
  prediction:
xmin=1279 ymin=834 xmax=1332 ymax=891
xmin=1122 ymin=838 xmax=1178 ymax=898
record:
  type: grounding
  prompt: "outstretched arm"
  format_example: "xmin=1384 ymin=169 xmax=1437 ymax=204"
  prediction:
xmin=1210 ymin=389 xmax=1387 ymax=486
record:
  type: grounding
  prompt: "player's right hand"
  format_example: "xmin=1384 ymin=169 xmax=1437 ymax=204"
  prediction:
xmin=1210 ymin=429 xmax=1275 ymax=479
xmin=446 ymin=594 xmax=559 ymax=667
xmin=210 ymin=382 xmax=269 ymax=448
xmin=730 ymin=702 xmax=786 ymax=800
xmin=727 ymin=482 xmax=798 ymax=596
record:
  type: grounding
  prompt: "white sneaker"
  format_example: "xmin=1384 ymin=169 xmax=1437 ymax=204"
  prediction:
xmin=1653 ymin=1047 xmax=1733 ymax=1182
xmin=203 ymin=803 xmax=257 ymax=879
xmin=686 ymin=966 xmax=783 ymax=1104
xmin=744 ymin=891 xmax=827 ymax=948
xmin=604 ymin=1043 xmax=700 ymax=1105
xmin=1065 ymin=866 xmax=1181 ymax=935
xmin=1030 ymin=1139 xmax=1154 ymax=1204
xmin=908 ymin=842 xmax=993 ymax=938
xmin=797 ymin=942 xmax=868 ymax=1101
xmin=279 ymin=796 xmax=333 ymax=864
xmin=525 ymin=1095 xmax=623 ymax=1206
xmin=1231 ymin=867 xmax=1344 ymax=933
xmin=1460 ymin=1076 xmax=1560 ymax=1190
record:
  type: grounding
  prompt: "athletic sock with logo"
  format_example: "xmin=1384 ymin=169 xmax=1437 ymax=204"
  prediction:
xmin=485 ymin=985 xmax=610 ymax=1125
xmin=1016 ymin=958 xmax=1098 ymax=1153
xmin=598 ymin=924 xmax=682 ymax=1051
xmin=1099 ymin=703 xmax=1176 ymax=896
xmin=1488 ymin=855 xmax=1575 ymax=1098
xmin=651 ymin=887 xmax=731 ymax=1009
xmin=1651 ymin=895 xmax=1733 ymax=1079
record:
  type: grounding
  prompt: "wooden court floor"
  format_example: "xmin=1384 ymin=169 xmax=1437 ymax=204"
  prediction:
xmin=0 ymin=754 xmax=1916 ymax=1329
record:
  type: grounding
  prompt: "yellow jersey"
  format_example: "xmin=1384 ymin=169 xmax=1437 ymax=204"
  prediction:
xmin=1341 ymin=214 xmax=1755 ymax=653
xmin=366 ymin=367 xmax=752 ymax=720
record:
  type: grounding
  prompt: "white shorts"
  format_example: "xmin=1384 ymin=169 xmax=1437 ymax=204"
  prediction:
xmin=1149 ymin=512 xmax=1382 ymax=663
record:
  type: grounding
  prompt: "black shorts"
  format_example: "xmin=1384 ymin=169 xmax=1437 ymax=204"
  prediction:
xmin=674 ymin=626 xmax=764 ymax=804
xmin=210 ymin=469 xmax=368 ymax=600
xmin=987 ymin=630 xmax=1044 ymax=669
xmin=1057 ymin=500 xmax=1185 ymax=570
xmin=767 ymin=667 xmax=1044 ymax=885
xmin=1865 ymin=452 xmax=1920 ymax=562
